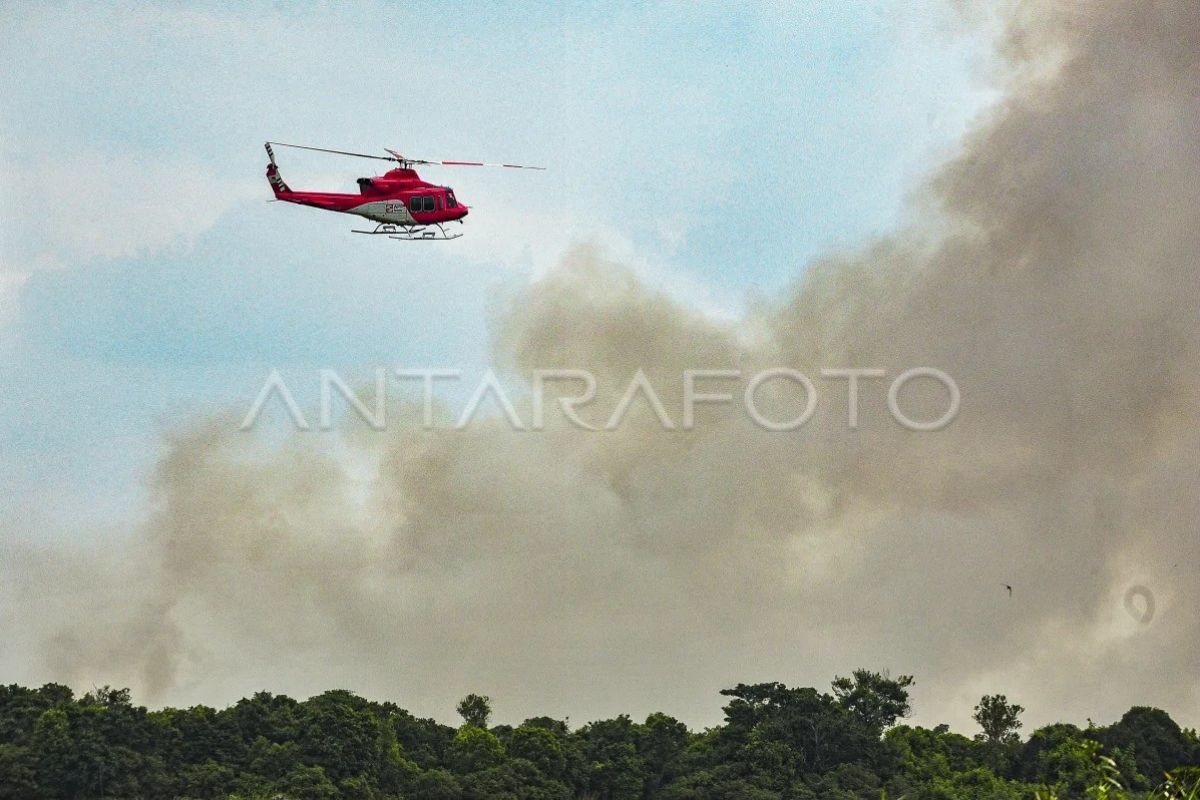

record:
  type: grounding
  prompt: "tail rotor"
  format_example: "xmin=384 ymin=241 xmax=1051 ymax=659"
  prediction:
xmin=264 ymin=143 xmax=292 ymax=195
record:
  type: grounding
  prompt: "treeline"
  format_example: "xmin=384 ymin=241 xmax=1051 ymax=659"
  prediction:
xmin=0 ymin=670 xmax=1197 ymax=800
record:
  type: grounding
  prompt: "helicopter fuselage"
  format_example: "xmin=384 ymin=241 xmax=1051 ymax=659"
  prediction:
xmin=266 ymin=164 xmax=469 ymax=227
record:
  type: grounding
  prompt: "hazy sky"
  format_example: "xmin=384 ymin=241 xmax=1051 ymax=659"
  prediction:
xmin=3 ymin=2 xmax=1195 ymax=735
xmin=0 ymin=3 xmax=993 ymax=534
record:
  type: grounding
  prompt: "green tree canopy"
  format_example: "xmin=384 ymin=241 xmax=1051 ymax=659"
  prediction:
xmin=0 ymin=674 xmax=1196 ymax=799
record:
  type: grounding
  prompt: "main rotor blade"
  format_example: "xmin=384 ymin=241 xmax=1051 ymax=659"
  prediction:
xmin=437 ymin=160 xmax=547 ymax=170
xmin=267 ymin=141 xmax=399 ymax=163
xmin=386 ymin=148 xmax=545 ymax=170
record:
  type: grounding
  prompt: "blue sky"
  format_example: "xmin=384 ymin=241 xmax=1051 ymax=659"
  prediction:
xmin=0 ymin=3 xmax=996 ymax=540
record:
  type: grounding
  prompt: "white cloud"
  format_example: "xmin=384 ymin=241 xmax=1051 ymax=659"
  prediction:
xmin=0 ymin=271 xmax=29 ymax=327
xmin=0 ymin=148 xmax=258 ymax=327
xmin=0 ymin=150 xmax=258 ymax=273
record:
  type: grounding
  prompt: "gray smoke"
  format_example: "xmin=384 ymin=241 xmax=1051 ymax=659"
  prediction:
xmin=11 ymin=1 xmax=1200 ymax=730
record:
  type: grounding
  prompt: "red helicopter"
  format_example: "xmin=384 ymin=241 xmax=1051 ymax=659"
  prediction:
xmin=264 ymin=141 xmax=544 ymax=240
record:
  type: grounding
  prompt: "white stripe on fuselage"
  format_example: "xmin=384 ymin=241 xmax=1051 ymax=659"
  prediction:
xmin=347 ymin=200 xmax=415 ymax=224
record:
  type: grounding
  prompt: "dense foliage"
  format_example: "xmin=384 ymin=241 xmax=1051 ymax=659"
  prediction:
xmin=0 ymin=670 xmax=1197 ymax=800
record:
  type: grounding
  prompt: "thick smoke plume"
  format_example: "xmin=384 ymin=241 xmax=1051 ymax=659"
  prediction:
xmin=8 ymin=1 xmax=1199 ymax=729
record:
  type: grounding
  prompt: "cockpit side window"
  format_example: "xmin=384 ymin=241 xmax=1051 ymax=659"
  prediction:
xmin=446 ymin=190 xmax=457 ymax=209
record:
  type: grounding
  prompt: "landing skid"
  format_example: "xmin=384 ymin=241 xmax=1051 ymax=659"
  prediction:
xmin=351 ymin=221 xmax=463 ymax=241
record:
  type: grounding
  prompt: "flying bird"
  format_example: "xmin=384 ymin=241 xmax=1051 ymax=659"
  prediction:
xmin=1003 ymin=584 xmax=1013 ymax=597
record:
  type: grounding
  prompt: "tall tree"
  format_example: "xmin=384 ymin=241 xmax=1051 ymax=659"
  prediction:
xmin=973 ymin=695 xmax=1024 ymax=745
xmin=457 ymin=694 xmax=493 ymax=729
xmin=831 ymin=670 xmax=915 ymax=735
